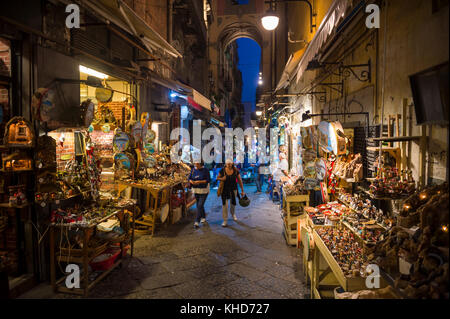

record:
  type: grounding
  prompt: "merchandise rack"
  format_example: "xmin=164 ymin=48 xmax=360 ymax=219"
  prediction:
xmin=281 ymin=191 xmax=309 ymax=246
xmin=49 ymin=204 xmax=135 ymax=297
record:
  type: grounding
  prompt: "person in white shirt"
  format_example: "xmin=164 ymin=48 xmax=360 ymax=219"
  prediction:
xmin=272 ymin=152 xmax=291 ymax=196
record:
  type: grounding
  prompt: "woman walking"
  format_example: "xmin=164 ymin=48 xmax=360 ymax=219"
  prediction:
xmin=217 ymin=159 xmax=245 ymax=227
xmin=188 ymin=162 xmax=211 ymax=228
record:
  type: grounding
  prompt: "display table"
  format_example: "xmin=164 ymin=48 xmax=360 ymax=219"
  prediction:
xmin=49 ymin=205 xmax=135 ymax=297
xmin=311 ymin=227 xmax=369 ymax=299
xmin=117 ymin=179 xmax=192 ymax=236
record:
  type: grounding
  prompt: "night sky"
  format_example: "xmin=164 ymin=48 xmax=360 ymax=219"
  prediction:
xmin=236 ymin=37 xmax=261 ymax=112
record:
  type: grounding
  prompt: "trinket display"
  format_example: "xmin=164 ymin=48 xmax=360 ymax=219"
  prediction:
xmin=366 ymin=225 xmax=449 ymax=299
xmin=2 ymin=151 xmax=33 ymax=171
xmin=304 ymin=206 xmax=325 ymax=225
xmin=338 ymin=192 xmax=393 ymax=243
xmin=3 ymin=116 xmax=35 ymax=147
xmin=317 ymin=226 xmax=370 ymax=278
xmin=8 ymin=185 xmax=27 ymax=206
xmin=332 ymin=153 xmax=363 ymax=181
xmin=283 ymin=177 xmax=308 ymax=196
xmin=369 ymin=168 xmax=416 ymax=198
xmin=92 ymin=105 xmax=117 ymax=127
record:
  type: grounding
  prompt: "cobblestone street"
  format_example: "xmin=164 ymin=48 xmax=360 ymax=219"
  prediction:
xmin=20 ymin=185 xmax=308 ymax=299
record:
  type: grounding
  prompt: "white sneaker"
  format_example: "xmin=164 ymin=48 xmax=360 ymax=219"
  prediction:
xmin=221 ymin=221 xmax=227 ymax=227
xmin=232 ymin=215 xmax=238 ymax=221
xmin=200 ymin=218 xmax=206 ymax=224
xmin=194 ymin=222 xmax=199 ymax=228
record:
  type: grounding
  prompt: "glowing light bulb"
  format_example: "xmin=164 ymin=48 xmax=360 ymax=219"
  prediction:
xmin=261 ymin=10 xmax=279 ymax=31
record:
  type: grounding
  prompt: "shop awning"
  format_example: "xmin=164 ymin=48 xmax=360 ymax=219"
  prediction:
xmin=294 ymin=0 xmax=351 ymax=84
xmin=151 ymin=74 xmax=212 ymax=112
xmin=191 ymin=90 xmax=212 ymax=112
xmin=81 ymin=0 xmax=182 ymax=58
xmin=151 ymin=76 xmax=192 ymax=95
xmin=275 ymin=49 xmax=304 ymax=91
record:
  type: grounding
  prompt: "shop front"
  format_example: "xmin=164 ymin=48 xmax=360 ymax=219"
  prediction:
xmin=268 ymin=0 xmax=449 ymax=299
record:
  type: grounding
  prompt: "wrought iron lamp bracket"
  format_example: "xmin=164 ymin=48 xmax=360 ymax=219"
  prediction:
xmin=339 ymin=59 xmax=371 ymax=82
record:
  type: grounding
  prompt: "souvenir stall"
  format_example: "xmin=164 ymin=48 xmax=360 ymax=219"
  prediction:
xmin=285 ymin=118 xmax=449 ymax=299
xmin=28 ymin=86 xmax=138 ymax=296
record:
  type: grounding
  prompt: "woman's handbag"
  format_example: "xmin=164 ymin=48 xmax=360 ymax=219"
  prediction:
xmin=217 ymin=181 xmax=224 ymax=197
xmin=237 ymin=192 xmax=250 ymax=207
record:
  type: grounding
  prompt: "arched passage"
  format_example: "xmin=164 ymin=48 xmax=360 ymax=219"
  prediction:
xmin=215 ymin=23 xmax=263 ymax=127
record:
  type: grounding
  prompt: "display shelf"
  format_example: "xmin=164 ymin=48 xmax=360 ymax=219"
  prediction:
xmin=0 ymin=144 xmax=34 ymax=149
xmin=0 ymin=169 xmax=33 ymax=173
xmin=336 ymin=197 xmax=389 ymax=233
xmin=0 ymin=202 xmax=30 ymax=209
xmin=367 ymin=136 xmax=423 ymax=142
xmin=50 ymin=207 xmax=135 ymax=297
xmin=366 ymin=146 xmax=401 ymax=152
xmin=312 ymin=228 xmax=369 ymax=292
xmin=357 ymin=186 xmax=409 ymax=201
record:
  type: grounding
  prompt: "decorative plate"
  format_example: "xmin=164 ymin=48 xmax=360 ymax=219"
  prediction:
xmin=131 ymin=122 xmax=143 ymax=144
xmin=145 ymin=143 xmax=155 ymax=154
xmin=315 ymin=158 xmax=327 ymax=181
xmin=146 ymin=129 xmax=156 ymax=142
xmin=159 ymin=203 xmax=169 ymax=223
xmin=144 ymin=155 xmax=156 ymax=168
xmin=113 ymin=132 xmax=130 ymax=152
xmin=114 ymin=152 xmax=131 ymax=170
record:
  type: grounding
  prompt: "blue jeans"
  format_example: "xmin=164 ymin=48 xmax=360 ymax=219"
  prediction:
xmin=194 ymin=193 xmax=208 ymax=223
xmin=255 ymin=173 xmax=265 ymax=192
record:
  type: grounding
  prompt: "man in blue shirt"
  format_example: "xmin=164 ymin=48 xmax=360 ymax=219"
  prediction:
xmin=188 ymin=162 xmax=211 ymax=228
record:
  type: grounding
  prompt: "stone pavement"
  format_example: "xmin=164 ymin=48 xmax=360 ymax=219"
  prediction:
xmin=19 ymin=184 xmax=309 ymax=299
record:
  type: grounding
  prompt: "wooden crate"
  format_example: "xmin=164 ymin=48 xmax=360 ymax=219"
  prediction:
xmin=312 ymin=229 xmax=368 ymax=292
xmin=283 ymin=216 xmax=298 ymax=246
xmin=282 ymin=191 xmax=309 ymax=246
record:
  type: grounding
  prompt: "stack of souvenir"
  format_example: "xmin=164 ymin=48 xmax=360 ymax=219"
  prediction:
xmin=369 ymin=168 xmax=416 ymax=198
xmin=338 ymin=192 xmax=394 ymax=243
xmin=283 ymin=177 xmax=308 ymax=196
xmin=317 ymin=226 xmax=370 ymax=278
xmin=304 ymin=206 xmax=325 ymax=225
xmin=332 ymin=153 xmax=363 ymax=181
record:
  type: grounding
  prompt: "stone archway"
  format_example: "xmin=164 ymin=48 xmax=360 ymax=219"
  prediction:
xmin=219 ymin=22 xmax=263 ymax=49
xmin=208 ymin=1 xmax=273 ymax=119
